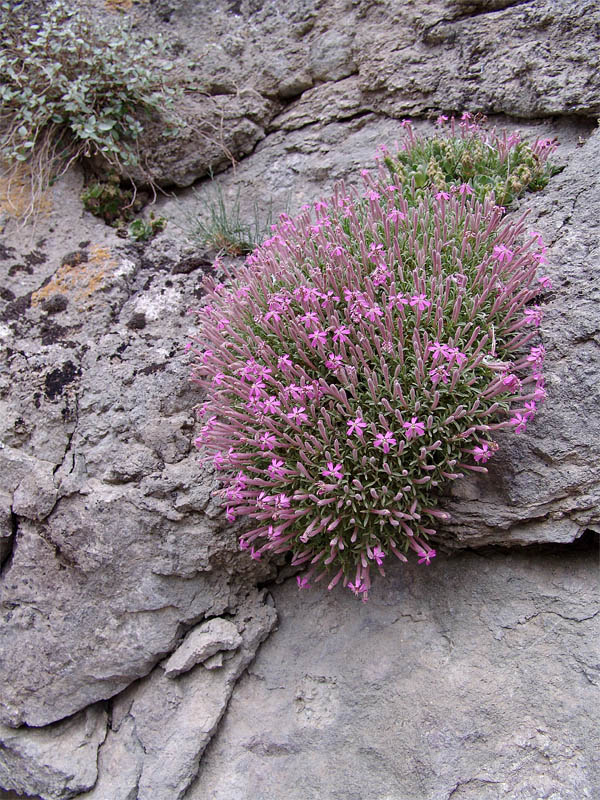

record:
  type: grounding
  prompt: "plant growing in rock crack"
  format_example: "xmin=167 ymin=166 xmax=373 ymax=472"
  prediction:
xmin=183 ymin=180 xmax=279 ymax=257
xmin=0 ymin=0 xmax=180 ymax=221
xmin=189 ymin=115 xmax=555 ymax=600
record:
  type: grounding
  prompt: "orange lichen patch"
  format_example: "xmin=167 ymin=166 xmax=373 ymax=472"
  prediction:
xmin=0 ymin=163 xmax=52 ymax=220
xmin=105 ymin=0 xmax=148 ymax=10
xmin=31 ymin=244 xmax=119 ymax=309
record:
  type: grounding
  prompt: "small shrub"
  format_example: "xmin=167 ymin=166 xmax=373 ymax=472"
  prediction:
xmin=190 ymin=118 xmax=555 ymax=599
xmin=0 ymin=0 xmax=178 ymax=219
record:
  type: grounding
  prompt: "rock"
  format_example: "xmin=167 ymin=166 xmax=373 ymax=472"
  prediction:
xmin=79 ymin=591 xmax=276 ymax=800
xmin=0 ymin=233 xmax=276 ymax=729
xmin=163 ymin=618 xmax=242 ymax=678
xmin=121 ymin=92 xmax=278 ymax=189
xmin=309 ymin=30 xmax=356 ymax=82
xmin=0 ymin=706 xmax=107 ymax=800
xmin=188 ymin=543 xmax=600 ymax=800
xmin=203 ymin=652 xmax=224 ymax=670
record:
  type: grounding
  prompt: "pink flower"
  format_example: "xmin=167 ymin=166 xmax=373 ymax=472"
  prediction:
xmin=524 ymin=307 xmax=543 ymax=327
xmin=364 ymin=304 xmax=383 ymax=321
xmin=213 ymin=372 xmax=225 ymax=385
xmin=322 ymin=462 xmax=344 ymax=481
xmin=444 ymin=347 xmax=467 ymax=366
xmin=258 ymin=432 xmax=277 ymax=451
xmin=250 ymin=548 xmax=261 ymax=560
xmin=429 ymin=365 xmax=449 ymax=385
xmin=348 ymin=580 xmax=367 ymax=595
xmin=538 ymin=275 xmax=552 ymax=289
xmin=332 ymin=325 xmax=351 ymax=344
xmin=371 ymin=265 xmax=393 ymax=286
xmin=374 ymin=430 xmax=397 ymax=454
xmin=523 ymin=401 xmax=537 ymax=420
xmin=262 ymin=395 xmax=281 ymax=415
xmin=264 ymin=308 xmax=282 ymax=324
xmin=225 ymin=507 xmax=236 ymax=522
xmin=427 ymin=340 xmax=448 ymax=361
xmin=403 ymin=416 xmax=425 ymax=440
xmin=268 ymin=458 xmax=287 ymax=478
xmin=417 ymin=550 xmax=436 ymax=565
xmin=300 ymin=311 xmax=320 ymax=329
xmin=277 ymin=354 xmax=293 ymax=372
xmin=347 ymin=416 xmax=367 ymax=437
xmin=502 ymin=373 xmax=521 ymax=391
xmin=308 ymin=329 xmax=328 ymax=348
xmin=387 ymin=208 xmax=406 ymax=223
xmin=297 ymin=575 xmax=310 ymax=589
xmin=409 ymin=294 xmax=431 ymax=311
xmin=372 ymin=546 xmax=386 ymax=566
xmin=510 ymin=413 xmax=528 ymax=434
xmin=435 ymin=191 xmax=450 ymax=201
xmin=325 ymin=353 xmax=344 ymax=370
xmin=493 ymin=244 xmax=514 ymax=264
xmin=287 ymin=406 xmax=309 ymax=425
xmin=436 ymin=115 xmax=448 ymax=125
xmin=458 ymin=183 xmax=474 ymax=196
xmin=527 ymin=345 xmax=546 ymax=368
xmin=473 ymin=443 xmax=492 ymax=463
xmin=387 ymin=292 xmax=409 ymax=309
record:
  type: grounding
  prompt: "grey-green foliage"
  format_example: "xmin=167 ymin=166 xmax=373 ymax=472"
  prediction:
xmin=0 ymin=0 xmax=179 ymax=177
xmin=184 ymin=181 xmax=278 ymax=256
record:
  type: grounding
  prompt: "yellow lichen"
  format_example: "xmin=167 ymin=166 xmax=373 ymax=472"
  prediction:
xmin=0 ymin=163 xmax=52 ymax=220
xmin=31 ymin=244 xmax=120 ymax=309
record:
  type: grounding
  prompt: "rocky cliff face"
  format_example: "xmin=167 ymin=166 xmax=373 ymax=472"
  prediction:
xmin=0 ymin=1 xmax=598 ymax=798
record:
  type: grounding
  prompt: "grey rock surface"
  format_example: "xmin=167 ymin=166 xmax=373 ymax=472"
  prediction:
xmin=92 ymin=0 xmax=600 ymax=187
xmin=189 ymin=542 xmax=600 ymax=800
xmin=0 ymin=206 xmax=276 ymax=728
xmin=0 ymin=706 xmax=106 ymax=800
xmin=163 ymin=617 xmax=242 ymax=678
xmin=79 ymin=591 xmax=276 ymax=800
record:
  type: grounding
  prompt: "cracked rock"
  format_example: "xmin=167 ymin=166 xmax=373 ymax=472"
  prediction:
xmin=0 ymin=706 xmax=107 ymax=800
xmin=163 ymin=617 xmax=242 ymax=678
xmin=79 ymin=591 xmax=276 ymax=800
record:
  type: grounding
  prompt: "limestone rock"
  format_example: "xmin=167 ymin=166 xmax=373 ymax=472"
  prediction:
xmin=163 ymin=618 xmax=242 ymax=678
xmin=0 ymin=231 xmax=276 ymax=728
xmin=121 ymin=92 xmax=278 ymax=189
xmin=0 ymin=706 xmax=107 ymax=800
xmin=79 ymin=591 xmax=276 ymax=800
xmin=188 ymin=544 xmax=600 ymax=800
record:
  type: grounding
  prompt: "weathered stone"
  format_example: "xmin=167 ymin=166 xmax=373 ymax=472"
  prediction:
xmin=163 ymin=618 xmax=242 ymax=678
xmin=188 ymin=543 xmax=600 ymax=800
xmin=0 ymin=232 xmax=276 ymax=728
xmin=79 ymin=592 xmax=276 ymax=800
xmin=0 ymin=706 xmax=107 ymax=800
xmin=121 ymin=92 xmax=278 ymax=189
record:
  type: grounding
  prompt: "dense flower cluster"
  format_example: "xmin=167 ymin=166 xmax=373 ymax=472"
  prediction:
xmin=189 ymin=117 xmax=555 ymax=599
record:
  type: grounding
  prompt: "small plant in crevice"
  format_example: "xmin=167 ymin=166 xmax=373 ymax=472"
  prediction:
xmin=81 ymin=173 xmax=144 ymax=226
xmin=189 ymin=115 xmax=556 ymax=600
xmin=0 ymin=0 xmax=180 ymax=221
xmin=184 ymin=180 xmax=279 ymax=257
xmin=128 ymin=212 xmax=167 ymax=242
